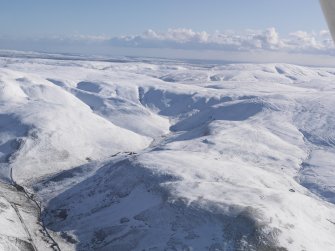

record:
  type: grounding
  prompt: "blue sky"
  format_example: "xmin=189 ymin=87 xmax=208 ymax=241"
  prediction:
xmin=0 ymin=0 xmax=326 ymax=37
xmin=1 ymin=0 xmax=334 ymax=66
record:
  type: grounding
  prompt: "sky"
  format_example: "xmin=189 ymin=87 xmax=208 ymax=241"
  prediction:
xmin=0 ymin=0 xmax=327 ymax=37
xmin=0 ymin=0 xmax=334 ymax=65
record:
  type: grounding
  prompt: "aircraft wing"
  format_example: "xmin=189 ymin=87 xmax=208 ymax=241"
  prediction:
xmin=320 ymin=0 xmax=335 ymax=42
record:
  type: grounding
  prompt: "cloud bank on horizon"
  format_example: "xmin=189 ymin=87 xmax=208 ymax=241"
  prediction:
xmin=1 ymin=28 xmax=334 ymax=65
xmin=109 ymin=27 xmax=334 ymax=54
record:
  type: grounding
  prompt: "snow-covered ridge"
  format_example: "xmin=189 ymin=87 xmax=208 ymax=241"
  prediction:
xmin=0 ymin=55 xmax=335 ymax=250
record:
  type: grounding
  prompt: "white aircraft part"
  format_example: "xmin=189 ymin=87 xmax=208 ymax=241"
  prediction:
xmin=320 ymin=0 xmax=335 ymax=42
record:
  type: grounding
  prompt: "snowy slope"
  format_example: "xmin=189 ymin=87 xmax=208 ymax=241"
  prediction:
xmin=0 ymin=55 xmax=335 ymax=250
xmin=0 ymin=67 xmax=151 ymax=184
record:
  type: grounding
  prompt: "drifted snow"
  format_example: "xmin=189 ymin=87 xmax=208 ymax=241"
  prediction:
xmin=0 ymin=55 xmax=334 ymax=250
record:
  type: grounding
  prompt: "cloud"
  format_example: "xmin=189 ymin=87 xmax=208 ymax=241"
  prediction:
xmin=1 ymin=28 xmax=335 ymax=66
xmin=107 ymin=28 xmax=334 ymax=54
xmin=1 ymin=28 xmax=334 ymax=54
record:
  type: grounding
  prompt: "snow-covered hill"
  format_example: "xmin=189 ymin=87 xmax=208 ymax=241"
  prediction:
xmin=0 ymin=54 xmax=335 ymax=251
